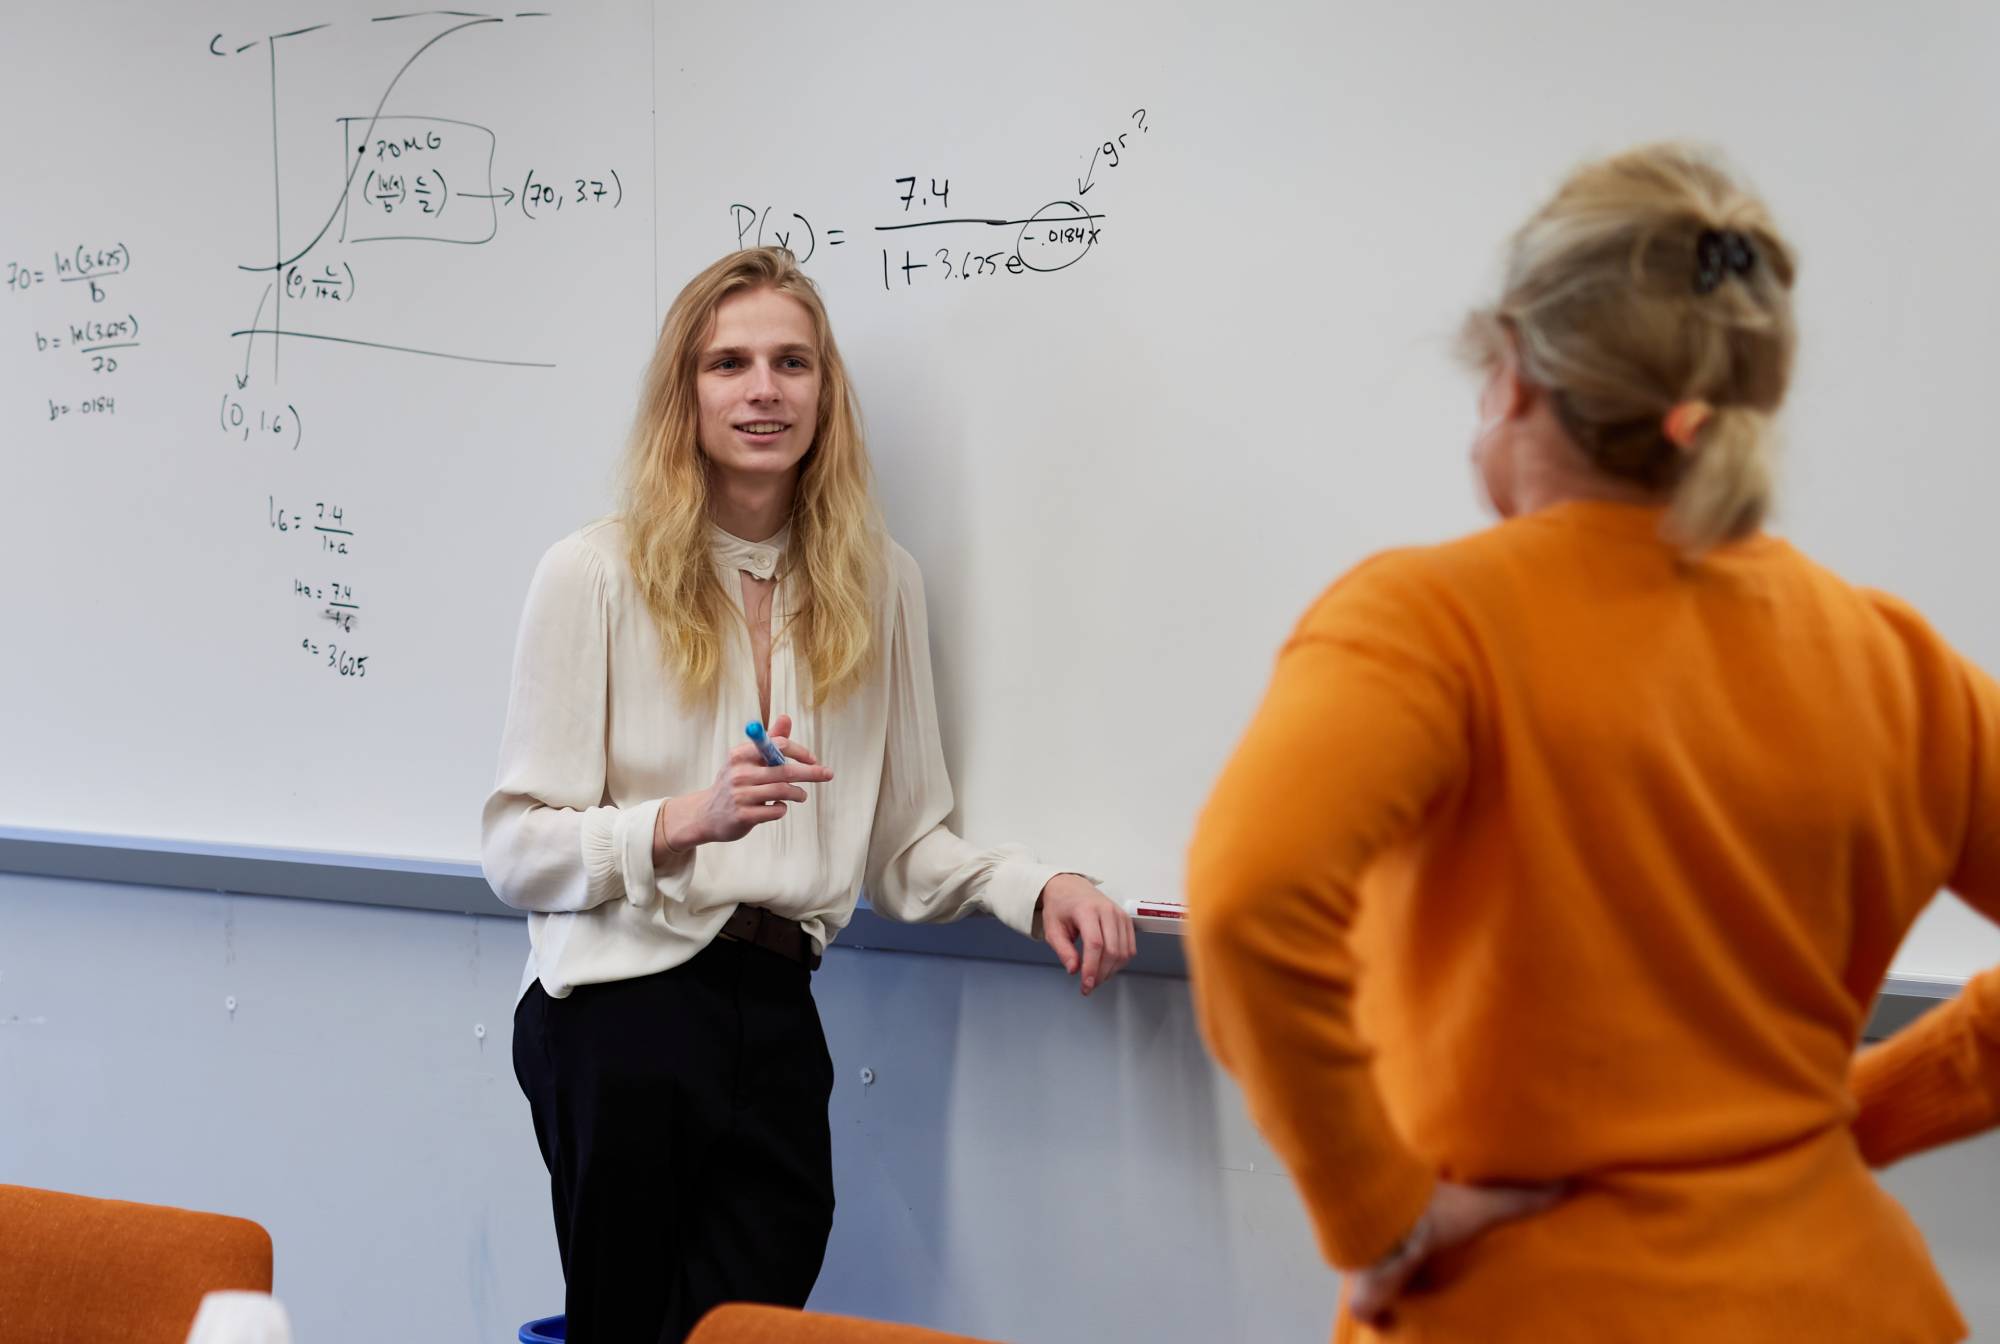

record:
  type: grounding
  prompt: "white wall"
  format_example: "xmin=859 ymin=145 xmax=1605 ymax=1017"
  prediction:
xmin=3 ymin=873 xmax=1995 ymax=1342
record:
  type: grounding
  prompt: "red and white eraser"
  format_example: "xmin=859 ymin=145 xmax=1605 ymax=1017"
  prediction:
xmin=1125 ymin=898 xmax=1188 ymax=935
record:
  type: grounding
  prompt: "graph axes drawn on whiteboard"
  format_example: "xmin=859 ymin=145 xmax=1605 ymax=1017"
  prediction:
xmin=220 ymin=23 xmax=333 ymax=53
xmin=238 ymin=15 xmax=504 ymax=278
xmin=228 ymin=328 xmax=556 ymax=369
xmin=270 ymin=38 xmax=282 ymax=378
xmin=230 ymin=11 xmax=548 ymax=383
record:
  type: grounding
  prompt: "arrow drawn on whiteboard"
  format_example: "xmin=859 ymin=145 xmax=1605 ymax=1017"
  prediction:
xmin=1076 ymin=145 xmax=1101 ymax=196
xmin=462 ymin=186 xmax=516 ymax=206
xmin=237 ymin=283 xmax=273 ymax=388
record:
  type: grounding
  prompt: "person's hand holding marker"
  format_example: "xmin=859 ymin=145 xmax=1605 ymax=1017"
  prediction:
xmin=743 ymin=718 xmax=790 ymax=769
xmin=652 ymin=714 xmax=832 ymax=863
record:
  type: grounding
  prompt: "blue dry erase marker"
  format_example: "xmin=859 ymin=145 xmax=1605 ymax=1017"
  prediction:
xmin=745 ymin=720 xmax=788 ymax=767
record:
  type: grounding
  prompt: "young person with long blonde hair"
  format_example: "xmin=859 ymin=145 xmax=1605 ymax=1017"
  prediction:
xmin=483 ymin=247 xmax=1134 ymax=1342
xmin=1187 ymin=144 xmax=2000 ymax=1340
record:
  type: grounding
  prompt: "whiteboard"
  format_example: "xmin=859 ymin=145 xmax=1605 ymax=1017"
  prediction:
xmin=4 ymin=0 xmax=1997 ymax=981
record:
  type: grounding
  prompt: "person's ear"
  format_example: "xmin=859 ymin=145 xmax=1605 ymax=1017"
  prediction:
xmin=1492 ymin=339 xmax=1535 ymax=424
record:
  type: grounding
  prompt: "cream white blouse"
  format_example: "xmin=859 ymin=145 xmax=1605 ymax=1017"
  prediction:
xmin=481 ymin=518 xmax=1069 ymax=998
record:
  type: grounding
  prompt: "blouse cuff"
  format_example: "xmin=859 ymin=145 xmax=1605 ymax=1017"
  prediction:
xmin=987 ymin=860 xmax=1101 ymax=939
xmin=585 ymin=797 xmax=688 ymax=912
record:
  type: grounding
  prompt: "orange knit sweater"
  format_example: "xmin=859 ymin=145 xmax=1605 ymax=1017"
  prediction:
xmin=1187 ymin=501 xmax=2000 ymax=1342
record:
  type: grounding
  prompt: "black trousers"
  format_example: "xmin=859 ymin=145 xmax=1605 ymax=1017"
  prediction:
xmin=513 ymin=938 xmax=837 ymax=1344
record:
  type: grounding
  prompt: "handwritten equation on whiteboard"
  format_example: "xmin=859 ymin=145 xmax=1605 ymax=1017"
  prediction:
xmin=338 ymin=117 xmax=624 ymax=243
xmin=4 ymin=11 xmax=633 ymax=686
xmin=10 ymin=17 xmax=1156 ymax=695
xmin=729 ymin=108 xmax=1152 ymax=291
xmin=270 ymin=497 xmax=373 ymax=678
xmin=202 ymin=10 xmax=613 ymax=685
xmin=8 ymin=243 xmax=139 ymax=422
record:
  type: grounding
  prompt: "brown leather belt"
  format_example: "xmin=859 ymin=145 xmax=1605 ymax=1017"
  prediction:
xmin=717 ymin=904 xmax=821 ymax=971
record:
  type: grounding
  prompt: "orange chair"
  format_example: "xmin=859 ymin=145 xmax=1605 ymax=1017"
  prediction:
xmin=0 ymin=1184 xmax=272 ymax=1344
xmin=689 ymin=1304 xmax=1000 ymax=1343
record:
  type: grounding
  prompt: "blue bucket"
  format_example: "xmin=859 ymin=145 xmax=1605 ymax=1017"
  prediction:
xmin=518 ymin=1316 xmax=565 ymax=1343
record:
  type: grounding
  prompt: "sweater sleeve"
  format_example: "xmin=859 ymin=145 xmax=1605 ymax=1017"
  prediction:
xmin=480 ymin=535 xmax=694 ymax=914
xmin=1186 ymin=553 xmax=1471 ymax=1269
xmin=1850 ymin=652 xmax=2000 ymax=1164
xmin=1851 ymin=969 xmax=2000 ymax=1166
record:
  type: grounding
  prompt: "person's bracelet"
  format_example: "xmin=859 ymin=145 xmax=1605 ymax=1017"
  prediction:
xmin=657 ymin=800 xmax=687 ymax=855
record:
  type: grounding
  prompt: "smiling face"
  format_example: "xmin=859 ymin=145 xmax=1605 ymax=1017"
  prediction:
xmin=694 ymin=285 xmax=823 ymax=495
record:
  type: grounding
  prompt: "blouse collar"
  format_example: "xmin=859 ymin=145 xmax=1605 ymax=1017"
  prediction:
xmin=709 ymin=522 xmax=790 ymax=581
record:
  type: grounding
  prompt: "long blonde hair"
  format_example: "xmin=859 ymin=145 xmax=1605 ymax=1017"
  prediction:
xmin=622 ymin=248 xmax=883 ymax=704
xmin=1463 ymin=144 xmax=1799 ymax=553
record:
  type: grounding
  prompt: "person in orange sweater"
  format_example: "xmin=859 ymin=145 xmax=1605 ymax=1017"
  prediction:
xmin=1185 ymin=142 xmax=2000 ymax=1342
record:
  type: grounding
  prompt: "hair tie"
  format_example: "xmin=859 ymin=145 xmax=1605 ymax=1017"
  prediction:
xmin=1662 ymin=400 xmax=1714 ymax=451
xmin=1694 ymin=228 xmax=1758 ymax=295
